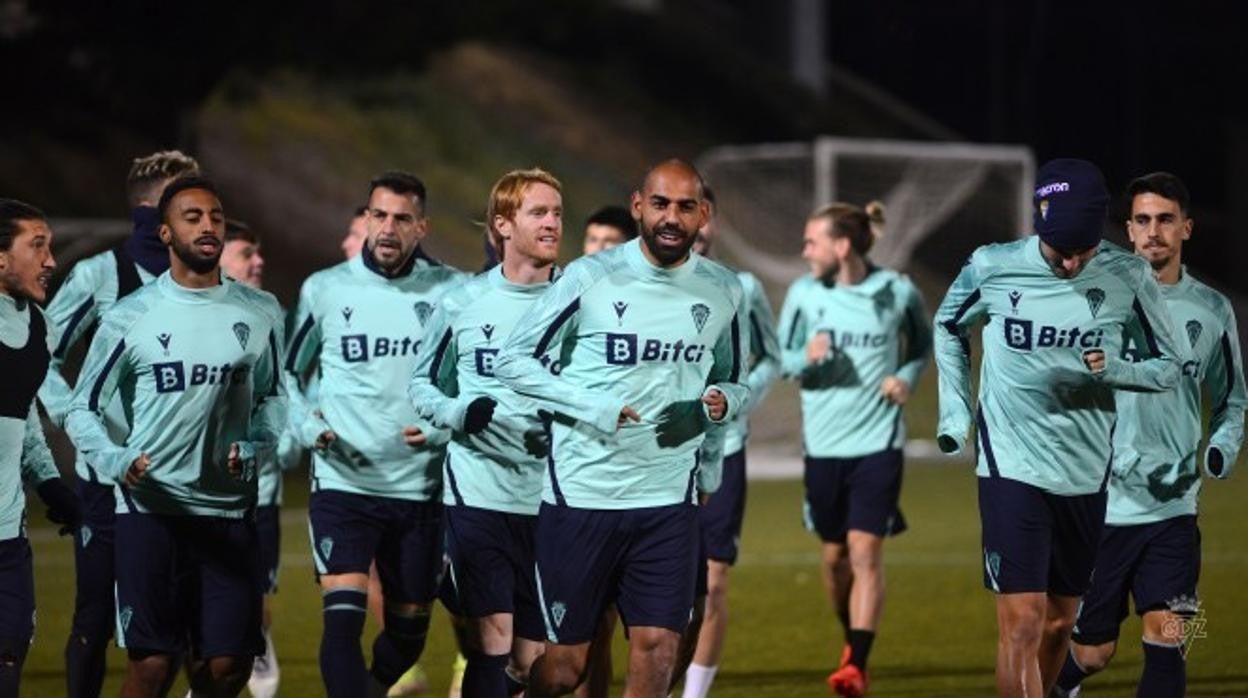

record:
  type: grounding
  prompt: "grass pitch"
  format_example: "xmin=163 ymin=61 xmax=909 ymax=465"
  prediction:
xmin=24 ymin=461 xmax=1248 ymax=696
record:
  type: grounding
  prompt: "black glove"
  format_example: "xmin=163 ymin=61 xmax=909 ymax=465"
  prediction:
xmin=36 ymin=478 xmax=83 ymax=536
xmin=463 ymin=397 xmax=497 ymax=435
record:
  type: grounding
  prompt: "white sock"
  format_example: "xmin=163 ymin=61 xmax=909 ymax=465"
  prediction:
xmin=681 ymin=663 xmax=718 ymax=698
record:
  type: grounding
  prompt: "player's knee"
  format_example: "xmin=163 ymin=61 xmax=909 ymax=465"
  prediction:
xmin=207 ymin=655 xmax=253 ymax=690
xmin=126 ymin=651 xmax=174 ymax=687
xmin=471 ymin=614 xmax=512 ymax=655
xmin=1073 ymin=641 xmax=1115 ymax=673
xmin=382 ymin=604 xmax=432 ymax=657
xmin=1045 ymin=613 xmax=1077 ymax=640
xmin=1001 ymin=616 xmax=1044 ymax=650
xmin=533 ymin=648 xmax=588 ymax=693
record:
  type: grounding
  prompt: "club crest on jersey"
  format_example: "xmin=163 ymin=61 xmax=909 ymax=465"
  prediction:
xmin=1186 ymin=319 xmax=1203 ymax=348
xmin=690 ymin=303 xmax=711 ymax=333
xmin=481 ymin=324 xmax=496 ymax=342
xmin=341 ymin=307 xmax=354 ymax=325
xmin=612 ymin=301 xmax=628 ymax=326
xmin=1085 ymin=288 xmax=1105 ymax=318
xmin=1008 ymin=290 xmax=1022 ymax=312
xmin=413 ymin=301 xmax=433 ymax=326
xmin=157 ymin=333 xmax=172 ymax=355
xmin=551 ymin=601 xmax=567 ymax=628
xmin=872 ymin=282 xmax=895 ymax=320
xmin=232 ymin=322 xmax=250 ymax=350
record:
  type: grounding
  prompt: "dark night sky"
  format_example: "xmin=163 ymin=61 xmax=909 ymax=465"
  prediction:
xmin=825 ymin=0 xmax=1248 ymax=289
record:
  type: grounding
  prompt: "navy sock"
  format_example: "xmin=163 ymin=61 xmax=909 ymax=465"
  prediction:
xmin=1055 ymin=648 xmax=1090 ymax=691
xmin=463 ymin=650 xmax=510 ymax=697
xmin=65 ymin=629 xmax=109 ymax=698
xmin=1138 ymin=641 xmax=1185 ymax=698
xmin=320 ymin=587 xmax=368 ymax=698
xmin=505 ymin=666 xmax=528 ymax=696
xmin=370 ymin=608 xmax=432 ymax=687
xmin=847 ymin=629 xmax=875 ymax=670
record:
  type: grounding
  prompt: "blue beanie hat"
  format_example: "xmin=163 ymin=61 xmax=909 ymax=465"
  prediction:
xmin=1033 ymin=158 xmax=1109 ymax=250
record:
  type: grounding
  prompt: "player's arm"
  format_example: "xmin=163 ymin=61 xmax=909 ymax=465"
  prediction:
xmin=494 ymin=261 xmax=626 ymax=434
xmin=697 ymin=290 xmax=753 ymax=495
xmin=409 ymin=298 xmax=474 ymax=432
xmin=739 ymin=277 xmax=782 ymax=416
xmin=284 ymin=279 xmax=331 ymax=448
xmin=65 ymin=307 xmax=142 ymax=483
xmin=22 ymin=401 xmax=81 ymax=532
xmin=1202 ymin=301 xmax=1246 ymax=479
xmin=776 ymin=278 xmax=812 ymax=378
xmin=1093 ymin=268 xmax=1181 ymax=392
xmin=894 ymin=278 xmax=933 ymax=390
xmin=38 ymin=261 xmax=101 ymax=427
xmin=933 ymin=256 xmax=988 ymax=454
xmin=237 ymin=316 xmax=289 ymax=472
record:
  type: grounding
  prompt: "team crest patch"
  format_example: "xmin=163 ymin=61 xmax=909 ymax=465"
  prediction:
xmin=80 ymin=525 xmax=93 ymax=548
xmin=232 ymin=322 xmax=251 ymax=350
xmin=119 ymin=606 xmax=134 ymax=632
xmin=319 ymin=536 xmax=334 ymax=562
xmin=690 ymin=303 xmax=711 ymax=333
xmin=1085 ymin=288 xmax=1105 ymax=318
xmin=1186 ymin=319 xmax=1203 ymax=348
xmin=413 ymin=301 xmax=433 ymax=326
xmin=551 ymin=601 xmax=567 ymax=628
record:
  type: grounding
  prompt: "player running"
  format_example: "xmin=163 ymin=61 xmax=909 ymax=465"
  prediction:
xmin=679 ymin=187 xmax=781 ymax=698
xmin=409 ymin=168 xmax=564 ymax=696
xmin=0 ymin=199 xmax=81 ymax=697
xmin=285 ymin=171 xmax=462 ymax=698
xmin=1053 ymin=172 xmax=1246 ymax=697
xmin=776 ymin=200 xmax=931 ymax=697
xmin=495 ymin=159 xmax=750 ymax=698
xmin=65 ymin=176 xmax=287 ymax=698
xmin=934 ymin=159 xmax=1184 ymax=698
xmin=38 ymin=150 xmax=200 ymax=698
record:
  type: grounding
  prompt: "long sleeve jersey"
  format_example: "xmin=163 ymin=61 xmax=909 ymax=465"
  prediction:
xmin=66 ymin=273 xmax=287 ymax=517
xmin=935 ymin=237 xmax=1183 ymax=496
xmin=1 ymin=295 xmax=59 ymax=540
xmin=285 ymin=251 xmax=463 ymax=501
xmin=1107 ymin=268 xmax=1245 ymax=524
xmin=408 ymin=265 xmax=556 ymax=515
xmin=777 ymin=268 xmax=932 ymax=459
xmin=40 ymin=245 xmax=155 ymax=481
xmin=494 ymin=239 xmax=751 ymax=509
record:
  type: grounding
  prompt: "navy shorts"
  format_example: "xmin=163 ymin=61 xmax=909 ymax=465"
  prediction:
xmin=308 ymin=490 xmax=442 ymax=604
xmin=255 ymin=505 xmax=281 ymax=595
xmin=72 ymin=479 xmax=117 ymax=637
xmin=534 ymin=502 xmax=698 ymax=644
xmin=1072 ymin=515 xmax=1200 ymax=646
xmin=804 ymin=449 xmax=908 ymax=543
xmin=114 ymin=513 xmax=263 ymax=658
xmin=700 ymin=449 xmax=748 ymax=565
xmin=445 ymin=505 xmax=543 ymax=641
xmin=978 ymin=476 xmax=1107 ymax=596
xmin=0 ymin=537 xmax=35 ymax=655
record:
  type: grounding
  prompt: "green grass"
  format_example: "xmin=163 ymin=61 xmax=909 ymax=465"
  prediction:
xmin=24 ymin=462 xmax=1248 ymax=696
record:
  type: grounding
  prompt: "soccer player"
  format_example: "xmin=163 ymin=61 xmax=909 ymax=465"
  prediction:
xmin=934 ymin=159 xmax=1184 ymax=698
xmin=1054 ymin=173 xmax=1246 ymax=697
xmin=65 ymin=176 xmax=287 ymax=698
xmin=342 ymin=205 xmax=369 ymax=260
xmin=219 ymin=218 xmax=293 ymax=698
xmin=582 ymin=205 xmax=636 ymax=256
xmin=0 ymin=199 xmax=81 ymax=696
xmin=39 ymin=149 xmax=200 ymax=698
xmin=776 ymin=200 xmax=931 ymax=697
xmin=286 ymin=171 xmax=462 ymax=698
xmin=495 ymin=159 xmax=750 ymax=698
xmin=680 ymin=187 xmax=781 ymax=698
xmin=408 ymin=167 xmax=564 ymax=696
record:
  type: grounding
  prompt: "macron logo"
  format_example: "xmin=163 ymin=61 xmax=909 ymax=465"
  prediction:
xmin=1035 ymin=182 xmax=1070 ymax=198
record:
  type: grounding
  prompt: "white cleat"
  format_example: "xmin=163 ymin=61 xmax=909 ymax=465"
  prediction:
xmin=247 ymin=630 xmax=280 ymax=698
